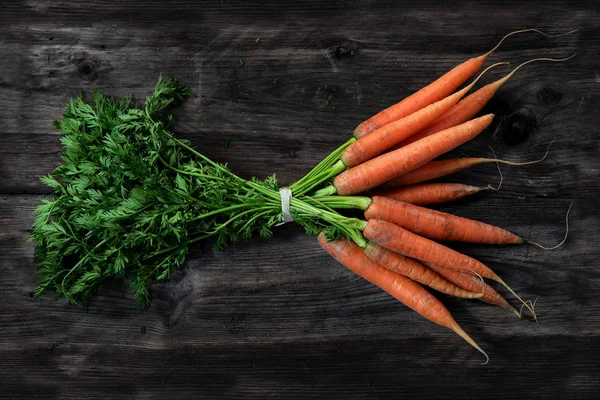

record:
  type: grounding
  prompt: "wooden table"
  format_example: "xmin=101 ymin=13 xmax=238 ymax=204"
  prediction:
xmin=1 ymin=1 xmax=598 ymax=398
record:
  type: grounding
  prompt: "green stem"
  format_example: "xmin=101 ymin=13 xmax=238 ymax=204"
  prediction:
xmin=313 ymin=185 xmax=337 ymax=196
xmin=145 ymin=206 xmax=276 ymax=260
xmin=291 ymin=160 xmax=346 ymax=196
xmin=245 ymin=181 xmax=282 ymax=202
xmin=206 ymin=206 xmax=273 ymax=235
xmin=299 ymin=196 xmax=338 ymax=214
xmin=238 ymin=209 xmax=274 ymax=234
xmin=148 ymin=253 xmax=173 ymax=276
xmin=60 ymin=235 xmax=109 ymax=301
xmin=145 ymin=240 xmax=190 ymax=260
xmin=290 ymin=198 xmax=367 ymax=231
xmin=346 ymin=229 xmax=369 ymax=248
xmin=292 ymin=137 xmax=355 ymax=189
xmin=187 ymin=203 xmax=256 ymax=222
xmin=313 ymin=196 xmax=372 ymax=210
xmin=167 ymin=132 xmax=246 ymax=183
xmin=160 ymin=152 xmax=281 ymax=209
xmin=158 ymin=153 xmax=227 ymax=182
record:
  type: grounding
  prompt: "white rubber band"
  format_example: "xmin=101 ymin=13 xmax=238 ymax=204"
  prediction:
xmin=276 ymin=186 xmax=294 ymax=226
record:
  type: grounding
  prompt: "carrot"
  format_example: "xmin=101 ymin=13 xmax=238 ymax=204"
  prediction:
xmin=425 ymin=262 xmax=519 ymax=317
xmin=341 ymin=63 xmax=505 ymax=167
xmin=342 ymin=87 xmax=468 ymax=167
xmin=394 ymin=56 xmax=575 ymax=148
xmin=374 ymin=182 xmax=485 ymax=205
xmin=364 ymin=242 xmax=483 ymax=299
xmin=363 ymin=218 xmax=534 ymax=317
xmin=364 ymin=196 xmax=524 ymax=245
xmin=318 ymin=232 xmax=488 ymax=361
xmin=353 ymin=28 xmax=556 ymax=138
xmin=383 ymin=143 xmax=551 ymax=188
xmin=332 ymin=114 xmax=494 ymax=196
xmin=364 ymin=219 xmax=496 ymax=279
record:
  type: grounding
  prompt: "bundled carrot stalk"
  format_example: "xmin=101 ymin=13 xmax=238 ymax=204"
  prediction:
xmin=31 ymin=29 xmax=573 ymax=362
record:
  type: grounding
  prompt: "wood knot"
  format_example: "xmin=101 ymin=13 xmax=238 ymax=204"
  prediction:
xmin=537 ymin=85 xmax=563 ymax=105
xmin=333 ymin=40 xmax=358 ymax=60
xmin=77 ymin=60 xmax=98 ymax=82
xmin=497 ymin=109 xmax=538 ymax=146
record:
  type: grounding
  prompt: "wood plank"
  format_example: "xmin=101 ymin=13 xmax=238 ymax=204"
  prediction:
xmin=1 ymin=0 xmax=600 ymax=398
xmin=1 ymin=339 xmax=599 ymax=399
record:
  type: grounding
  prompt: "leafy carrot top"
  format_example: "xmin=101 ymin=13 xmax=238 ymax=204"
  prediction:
xmin=30 ymin=76 xmax=364 ymax=309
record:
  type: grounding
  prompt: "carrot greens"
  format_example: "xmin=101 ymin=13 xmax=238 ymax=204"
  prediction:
xmin=30 ymin=76 xmax=359 ymax=309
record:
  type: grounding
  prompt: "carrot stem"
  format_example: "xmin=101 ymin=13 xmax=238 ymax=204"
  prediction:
xmin=293 ymin=160 xmax=346 ymax=196
xmin=291 ymin=138 xmax=355 ymax=194
xmin=313 ymin=195 xmax=373 ymax=210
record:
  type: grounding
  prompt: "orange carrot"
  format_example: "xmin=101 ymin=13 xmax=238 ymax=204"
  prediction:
xmin=342 ymin=87 xmax=469 ymax=167
xmin=425 ymin=262 xmax=519 ymax=316
xmin=384 ymin=158 xmax=490 ymax=187
xmin=341 ymin=63 xmax=504 ymax=167
xmin=394 ymin=56 xmax=575 ymax=148
xmin=364 ymin=242 xmax=483 ymax=299
xmin=364 ymin=196 xmax=524 ymax=245
xmin=362 ymin=219 xmax=534 ymax=317
xmin=318 ymin=232 xmax=488 ymax=361
xmin=364 ymin=219 xmax=498 ymax=279
xmin=353 ymin=29 xmax=550 ymax=138
xmin=383 ymin=148 xmax=548 ymax=188
xmin=333 ymin=114 xmax=494 ymax=196
xmin=374 ymin=182 xmax=484 ymax=205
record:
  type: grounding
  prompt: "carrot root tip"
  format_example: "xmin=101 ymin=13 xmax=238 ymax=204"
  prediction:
xmin=452 ymin=323 xmax=489 ymax=365
xmin=496 ymin=277 xmax=538 ymax=321
xmin=509 ymin=305 xmax=522 ymax=319
xmin=482 ymin=28 xmax=578 ymax=59
xmin=525 ymin=202 xmax=572 ymax=250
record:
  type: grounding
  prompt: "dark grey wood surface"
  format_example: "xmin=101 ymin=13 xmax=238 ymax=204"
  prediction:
xmin=1 ymin=1 xmax=599 ymax=398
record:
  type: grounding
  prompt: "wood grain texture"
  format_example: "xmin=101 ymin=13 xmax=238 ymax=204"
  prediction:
xmin=1 ymin=0 xmax=599 ymax=398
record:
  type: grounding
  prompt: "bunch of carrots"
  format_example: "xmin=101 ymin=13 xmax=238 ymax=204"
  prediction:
xmin=32 ymin=28 xmax=573 ymax=363
xmin=309 ymin=29 xmax=573 ymax=363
